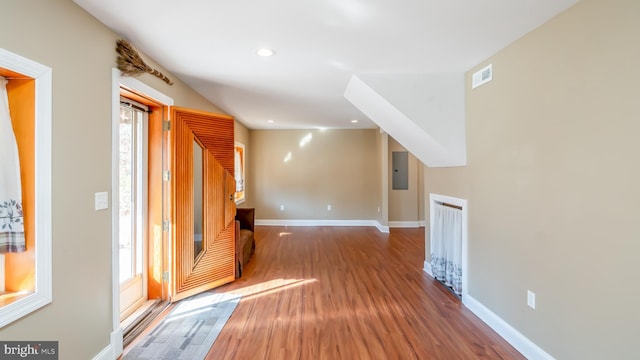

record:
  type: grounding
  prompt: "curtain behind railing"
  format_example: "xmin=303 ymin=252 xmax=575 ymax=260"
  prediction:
xmin=0 ymin=76 xmax=25 ymax=253
xmin=431 ymin=203 xmax=462 ymax=295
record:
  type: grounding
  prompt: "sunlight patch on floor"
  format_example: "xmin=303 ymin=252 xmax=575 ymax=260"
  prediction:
xmin=165 ymin=292 xmax=241 ymax=323
xmin=225 ymin=278 xmax=317 ymax=300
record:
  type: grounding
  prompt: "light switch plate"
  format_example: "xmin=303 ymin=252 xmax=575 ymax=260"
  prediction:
xmin=95 ymin=192 xmax=109 ymax=210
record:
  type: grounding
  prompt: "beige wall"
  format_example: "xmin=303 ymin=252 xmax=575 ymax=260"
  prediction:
xmin=388 ymin=136 xmax=422 ymax=223
xmin=0 ymin=0 xmax=232 ymax=358
xmin=425 ymin=0 xmax=640 ymax=358
xmin=249 ymin=129 xmax=380 ymax=220
xmin=234 ymin=121 xmax=250 ymax=146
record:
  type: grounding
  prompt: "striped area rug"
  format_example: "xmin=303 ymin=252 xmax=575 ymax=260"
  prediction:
xmin=124 ymin=292 xmax=241 ymax=360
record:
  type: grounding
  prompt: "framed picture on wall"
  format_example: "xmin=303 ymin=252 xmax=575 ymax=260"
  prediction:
xmin=234 ymin=142 xmax=245 ymax=204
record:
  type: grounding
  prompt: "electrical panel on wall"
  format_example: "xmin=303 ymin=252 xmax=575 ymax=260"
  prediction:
xmin=392 ymin=151 xmax=409 ymax=190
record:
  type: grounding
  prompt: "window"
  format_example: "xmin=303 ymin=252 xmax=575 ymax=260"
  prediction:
xmin=118 ymin=97 xmax=149 ymax=319
xmin=0 ymin=49 xmax=52 ymax=328
xmin=234 ymin=142 xmax=246 ymax=204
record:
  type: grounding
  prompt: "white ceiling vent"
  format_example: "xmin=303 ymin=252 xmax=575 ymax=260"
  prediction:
xmin=472 ymin=64 xmax=492 ymax=89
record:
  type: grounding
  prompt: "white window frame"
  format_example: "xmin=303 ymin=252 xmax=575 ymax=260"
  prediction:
xmin=0 ymin=48 xmax=53 ymax=328
xmin=234 ymin=141 xmax=246 ymax=205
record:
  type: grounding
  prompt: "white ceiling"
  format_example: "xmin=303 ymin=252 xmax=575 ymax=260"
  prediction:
xmin=74 ymin=0 xmax=577 ymax=130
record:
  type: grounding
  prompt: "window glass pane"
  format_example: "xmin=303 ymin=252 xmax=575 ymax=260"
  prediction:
xmin=234 ymin=142 xmax=245 ymax=203
xmin=134 ymin=112 xmax=143 ymax=276
xmin=193 ymin=140 xmax=204 ymax=260
xmin=119 ymin=107 xmax=134 ymax=282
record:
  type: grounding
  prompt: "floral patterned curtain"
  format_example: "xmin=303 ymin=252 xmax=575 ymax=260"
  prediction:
xmin=431 ymin=203 xmax=462 ymax=295
xmin=0 ymin=76 xmax=25 ymax=253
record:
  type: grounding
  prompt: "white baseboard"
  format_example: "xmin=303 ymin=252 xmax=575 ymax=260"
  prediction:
xmin=93 ymin=328 xmax=122 ymax=360
xmin=256 ymin=219 xmax=383 ymax=228
xmin=93 ymin=344 xmax=111 ymax=360
xmin=423 ymin=261 xmax=433 ymax=277
xmin=419 ymin=220 xmax=427 ymax=227
xmin=92 ymin=344 xmax=112 ymax=360
xmin=388 ymin=221 xmax=420 ymax=228
xmin=463 ymin=295 xmax=554 ymax=360
xmin=375 ymin=221 xmax=390 ymax=233
xmin=255 ymin=219 xmax=391 ymax=233
xmin=423 ymin=261 xmax=549 ymax=359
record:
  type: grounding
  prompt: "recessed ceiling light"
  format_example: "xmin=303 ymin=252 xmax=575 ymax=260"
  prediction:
xmin=267 ymin=119 xmax=275 ymax=123
xmin=257 ymin=48 xmax=275 ymax=57
xmin=351 ymin=119 xmax=359 ymax=123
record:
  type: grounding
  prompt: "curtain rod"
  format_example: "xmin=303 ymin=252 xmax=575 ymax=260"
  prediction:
xmin=120 ymin=100 xmax=151 ymax=113
xmin=0 ymin=74 xmax=31 ymax=80
xmin=438 ymin=202 xmax=463 ymax=210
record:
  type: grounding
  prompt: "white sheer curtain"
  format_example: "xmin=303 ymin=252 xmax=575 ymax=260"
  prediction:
xmin=431 ymin=203 xmax=463 ymax=295
xmin=0 ymin=76 xmax=25 ymax=253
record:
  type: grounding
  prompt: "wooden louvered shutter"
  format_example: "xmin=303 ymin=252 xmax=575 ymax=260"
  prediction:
xmin=171 ymin=107 xmax=236 ymax=302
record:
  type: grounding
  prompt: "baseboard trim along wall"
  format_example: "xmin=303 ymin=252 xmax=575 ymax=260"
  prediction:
xmin=255 ymin=219 xmax=391 ymax=233
xmin=92 ymin=345 xmax=111 ymax=360
xmin=388 ymin=221 xmax=422 ymax=228
xmin=462 ymin=295 xmax=555 ymax=360
xmin=422 ymin=266 xmax=554 ymax=359
xmin=376 ymin=222 xmax=390 ymax=233
xmin=93 ymin=328 xmax=123 ymax=360
xmin=423 ymin=261 xmax=433 ymax=277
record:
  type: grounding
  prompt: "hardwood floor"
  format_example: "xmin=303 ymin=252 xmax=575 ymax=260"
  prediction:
xmin=205 ymin=226 xmax=525 ymax=360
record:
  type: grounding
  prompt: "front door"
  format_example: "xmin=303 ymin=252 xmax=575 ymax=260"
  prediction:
xmin=170 ymin=107 xmax=236 ymax=302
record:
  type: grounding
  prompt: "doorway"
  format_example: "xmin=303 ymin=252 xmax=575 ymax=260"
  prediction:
xmin=111 ymin=71 xmax=175 ymax=353
xmin=115 ymin=82 xmax=173 ymax=326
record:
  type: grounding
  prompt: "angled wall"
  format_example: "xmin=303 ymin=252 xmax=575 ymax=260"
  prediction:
xmin=344 ymin=73 xmax=466 ymax=167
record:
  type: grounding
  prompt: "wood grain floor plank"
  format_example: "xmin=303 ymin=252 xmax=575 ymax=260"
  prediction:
xmin=202 ymin=226 xmax=524 ymax=360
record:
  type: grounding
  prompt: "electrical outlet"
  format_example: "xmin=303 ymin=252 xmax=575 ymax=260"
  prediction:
xmin=527 ymin=290 xmax=536 ymax=309
xmin=280 ymin=205 xmax=284 ymax=211
xmin=327 ymin=204 xmax=332 ymax=211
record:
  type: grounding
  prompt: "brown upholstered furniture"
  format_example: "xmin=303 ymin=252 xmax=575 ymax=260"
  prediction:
xmin=235 ymin=208 xmax=256 ymax=278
